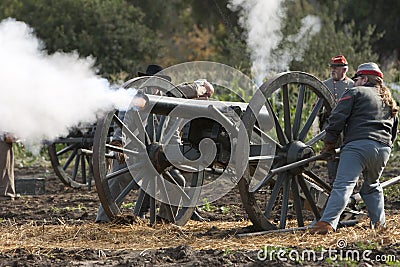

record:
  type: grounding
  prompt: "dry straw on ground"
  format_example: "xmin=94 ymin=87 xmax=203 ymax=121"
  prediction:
xmin=1 ymin=215 xmax=399 ymax=254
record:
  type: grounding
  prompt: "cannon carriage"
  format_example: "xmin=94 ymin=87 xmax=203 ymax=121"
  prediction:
xmin=91 ymin=71 xmax=343 ymax=230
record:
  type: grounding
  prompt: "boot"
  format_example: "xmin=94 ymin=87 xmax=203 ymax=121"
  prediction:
xmin=309 ymin=221 xmax=334 ymax=235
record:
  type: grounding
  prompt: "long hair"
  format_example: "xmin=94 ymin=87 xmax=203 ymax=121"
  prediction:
xmin=365 ymin=75 xmax=399 ymax=117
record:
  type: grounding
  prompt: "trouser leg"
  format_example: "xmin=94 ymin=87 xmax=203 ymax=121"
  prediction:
xmin=327 ymin=158 xmax=339 ymax=186
xmin=0 ymin=141 xmax=15 ymax=198
xmin=320 ymin=142 xmax=364 ymax=230
xmin=360 ymin=143 xmax=390 ymax=228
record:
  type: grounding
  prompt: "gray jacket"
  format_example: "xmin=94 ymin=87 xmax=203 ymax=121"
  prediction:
xmin=323 ymin=77 xmax=354 ymax=101
xmin=325 ymin=85 xmax=398 ymax=147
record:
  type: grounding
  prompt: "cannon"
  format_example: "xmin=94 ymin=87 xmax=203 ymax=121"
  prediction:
xmin=91 ymin=71 xmax=399 ymax=231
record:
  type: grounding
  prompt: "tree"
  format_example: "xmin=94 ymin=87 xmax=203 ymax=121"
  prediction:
xmin=332 ymin=0 xmax=400 ymax=64
xmin=0 ymin=0 xmax=160 ymax=78
xmin=277 ymin=0 xmax=380 ymax=79
xmin=127 ymin=0 xmax=250 ymax=73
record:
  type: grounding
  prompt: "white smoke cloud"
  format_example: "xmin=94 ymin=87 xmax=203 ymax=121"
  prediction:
xmin=228 ymin=0 xmax=286 ymax=84
xmin=227 ymin=0 xmax=320 ymax=85
xmin=0 ymin=18 xmax=136 ymax=151
xmin=281 ymin=15 xmax=321 ymax=63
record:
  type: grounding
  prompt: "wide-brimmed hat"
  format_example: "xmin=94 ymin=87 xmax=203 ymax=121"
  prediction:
xmin=137 ymin=64 xmax=171 ymax=81
xmin=352 ymin=62 xmax=383 ymax=79
xmin=330 ymin=55 xmax=348 ymax=67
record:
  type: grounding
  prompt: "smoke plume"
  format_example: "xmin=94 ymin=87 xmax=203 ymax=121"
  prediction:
xmin=0 ymin=18 xmax=136 ymax=151
xmin=227 ymin=0 xmax=320 ymax=84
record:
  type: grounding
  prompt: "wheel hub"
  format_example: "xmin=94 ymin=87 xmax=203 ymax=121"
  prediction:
xmin=285 ymin=141 xmax=315 ymax=174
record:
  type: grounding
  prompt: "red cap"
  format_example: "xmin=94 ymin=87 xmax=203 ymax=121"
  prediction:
xmin=353 ymin=62 xmax=383 ymax=78
xmin=330 ymin=55 xmax=348 ymax=67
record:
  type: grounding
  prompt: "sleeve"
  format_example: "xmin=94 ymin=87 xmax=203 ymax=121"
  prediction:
xmin=176 ymin=83 xmax=202 ymax=99
xmin=391 ymin=115 xmax=399 ymax=145
xmin=323 ymin=79 xmax=333 ymax=95
xmin=112 ymin=111 xmax=126 ymax=143
xmin=324 ymin=91 xmax=355 ymax=144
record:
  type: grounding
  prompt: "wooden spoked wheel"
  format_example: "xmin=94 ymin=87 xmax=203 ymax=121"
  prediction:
xmin=47 ymin=126 xmax=96 ymax=189
xmin=238 ymin=71 xmax=336 ymax=231
xmin=92 ymin=76 xmax=202 ymax=225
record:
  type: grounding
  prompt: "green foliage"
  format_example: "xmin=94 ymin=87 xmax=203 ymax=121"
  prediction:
xmin=385 ymin=261 xmax=400 ymax=266
xmin=213 ymin=26 xmax=251 ymax=75
xmin=1 ymin=0 xmax=398 ymax=83
xmin=281 ymin=3 xmax=381 ymax=79
xmin=0 ymin=0 xmax=160 ymax=78
xmin=223 ymin=246 xmax=235 ymax=256
xmin=13 ymin=143 xmax=49 ymax=167
xmin=220 ymin=206 xmax=230 ymax=214
xmin=383 ymin=183 xmax=400 ymax=199
xmin=121 ymin=202 xmax=134 ymax=209
xmin=354 ymin=240 xmax=380 ymax=250
xmin=200 ymin=198 xmax=217 ymax=212
xmin=336 ymin=0 xmax=400 ymax=63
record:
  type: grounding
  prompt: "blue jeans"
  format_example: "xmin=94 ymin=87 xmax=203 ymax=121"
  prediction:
xmin=321 ymin=139 xmax=391 ymax=229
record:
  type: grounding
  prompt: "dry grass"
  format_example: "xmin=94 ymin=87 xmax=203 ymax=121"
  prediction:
xmin=1 ymin=215 xmax=399 ymax=254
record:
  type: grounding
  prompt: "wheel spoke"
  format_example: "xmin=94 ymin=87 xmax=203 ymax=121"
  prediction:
xmin=114 ymin=169 xmax=145 ymax=204
xmin=264 ymin=173 xmax=285 ymax=218
xmin=249 ymin=172 xmax=276 ymax=193
xmin=163 ymin=170 xmax=190 ymax=201
xmin=304 ymin=169 xmax=331 ymax=193
xmin=105 ymin=144 xmax=140 ymax=156
xmin=156 ymin=116 xmax=168 ymax=141
xmin=305 ymin=130 xmax=326 ymax=146
xmin=56 ymin=143 xmax=78 ymax=156
xmin=146 ymin=115 xmax=156 ymax=143
xmin=248 ymin=155 xmax=280 ymax=161
xmin=133 ymin=189 xmax=148 ymax=216
xmin=112 ymin=113 xmax=146 ymax=150
xmin=130 ymin=111 xmax=151 ymax=146
xmin=293 ymin=84 xmax=305 ymax=140
xmin=71 ymin=153 xmax=81 ymax=181
xmin=298 ymin=98 xmax=323 ymax=141
xmin=149 ymin=195 xmax=156 ymax=225
xmin=291 ymin=176 xmax=304 ymax=227
xmin=106 ymin=166 xmax=129 ymax=180
xmin=253 ymin=125 xmax=283 ymax=149
xmin=282 ymin=84 xmax=292 ymax=142
xmin=158 ymin=177 xmax=177 ymax=223
xmin=266 ymin=100 xmax=288 ymax=145
xmin=279 ymin=175 xmax=291 ymax=229
xmin=62 ymin=148 xmax=78 ymax=170
xmin=133 ymin=175 xmax=156 ymax=218
xmin=80 ymin=152 xmax=87 ymax=184
xmin=298 ymin=174 xmax=321 ymax=219
xmin=105 ymin=162 xmax=143 ymax=181
xmin=86 ymin=154 xmax=93 ymax=190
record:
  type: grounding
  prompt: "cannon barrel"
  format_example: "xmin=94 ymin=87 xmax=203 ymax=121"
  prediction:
xmin=139 ymin=94 xmax=272 ymax=128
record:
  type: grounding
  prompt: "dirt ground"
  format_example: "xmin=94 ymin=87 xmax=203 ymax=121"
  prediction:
xmin=1 ymin=159 xmax=400 ymax=266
